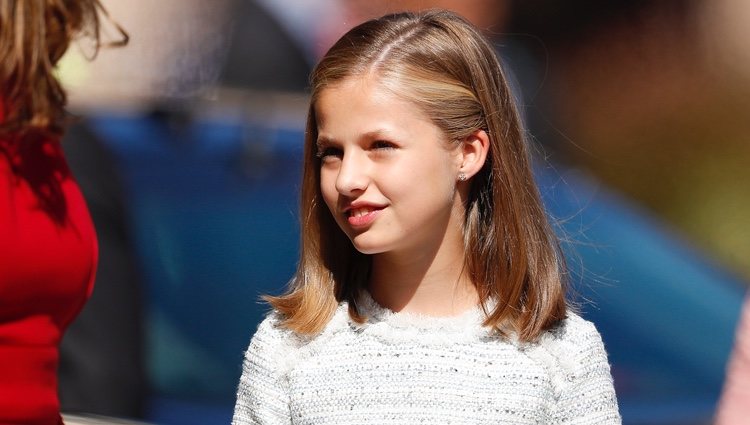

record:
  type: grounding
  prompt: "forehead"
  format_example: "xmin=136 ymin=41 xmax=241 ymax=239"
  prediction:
xmin=314 ymin=75 xmax=434 ymax=135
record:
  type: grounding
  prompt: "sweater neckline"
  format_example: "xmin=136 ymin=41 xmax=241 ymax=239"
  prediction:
xmin=348 ymin=291 xmax=492 ymax=338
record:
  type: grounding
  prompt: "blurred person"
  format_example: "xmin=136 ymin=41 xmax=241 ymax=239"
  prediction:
xmin=716 ymin=293 xmax=750 ymax=424
xmin=0 ymin=1 xmax=125 ymax=423
xmin=219 ymin=0 xmax=336 ymax=91
xmin=233 ymin=10 xmax=620 ymax=424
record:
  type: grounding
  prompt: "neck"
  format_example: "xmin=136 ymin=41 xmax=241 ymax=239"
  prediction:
xmin=368 ymin=240 xmax=479 ymax=317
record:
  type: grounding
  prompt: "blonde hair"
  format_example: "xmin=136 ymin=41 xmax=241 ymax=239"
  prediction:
xmin=267 ymin=10 xmax=566 ymax=342
xmin=0 ymin=0 xmax=126 ymax=136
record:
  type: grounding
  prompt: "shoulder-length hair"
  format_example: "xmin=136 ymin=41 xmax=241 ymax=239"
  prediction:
xmin=267 ymin=9 xmax=567 ymax=342
xmin=0 ymin=0 xmax=126 ymax=137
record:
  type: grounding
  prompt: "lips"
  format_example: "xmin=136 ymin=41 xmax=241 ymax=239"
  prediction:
xmin=344 ymin=204 xmax=385 ymax=227
xmin=350 ymin=207 xmax=377 ymax=217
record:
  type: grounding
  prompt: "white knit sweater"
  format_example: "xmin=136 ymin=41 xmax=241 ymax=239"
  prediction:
xmin=233 ymin=295 xmax=621 ymax=424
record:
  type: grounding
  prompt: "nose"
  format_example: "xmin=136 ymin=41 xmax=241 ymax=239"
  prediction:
xmin=335 ymin=150 xmax=369 ymax=196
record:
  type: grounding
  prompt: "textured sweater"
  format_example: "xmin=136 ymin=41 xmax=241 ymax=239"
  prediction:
xmin=233 ymin=294 xmax=621 ymax=424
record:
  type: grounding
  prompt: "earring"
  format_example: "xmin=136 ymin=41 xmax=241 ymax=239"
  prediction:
xmin=458 ymin=172 xmax=467 ymax=181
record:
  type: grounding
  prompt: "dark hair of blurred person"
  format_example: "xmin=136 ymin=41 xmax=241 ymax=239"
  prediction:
xmin=0 ymin=1 xmax=125 ymax=423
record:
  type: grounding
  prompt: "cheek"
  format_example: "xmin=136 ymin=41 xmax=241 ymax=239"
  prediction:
xmin=319 ymin=171 xmax=338 ymax=210
xmin=399 ymin=154 xmax=455 ymax=195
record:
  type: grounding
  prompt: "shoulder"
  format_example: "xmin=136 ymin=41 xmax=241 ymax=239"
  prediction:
xmin=540 ymin=315 xmax=621 ymax=422
xmin=241 ymin=305 xmax=357 ymax=382
xmin=522 ymin=312 xmax=612 ymax=390
xmin=238 ymin=310 xmax=306 ymax=386
xmin=247 ymin=311 xmax=301 ymax=353
xmin=544 ymin=312 xmax=610 ymax=369
xmin=548 ymin=311 xmax=607 ymax=355
xmin=246 ymin=305 xmax=350 ymax=357
xmin=253 ymin=310 xmax=287 ymax=337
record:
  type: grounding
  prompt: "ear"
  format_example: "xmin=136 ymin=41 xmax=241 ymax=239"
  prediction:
xmin=457 ymin=129 xmax=490 ymax=180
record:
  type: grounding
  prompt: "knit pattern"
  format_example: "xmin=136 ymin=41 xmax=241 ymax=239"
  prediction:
xmin=233 ymin=295 xmax=621 ymax=424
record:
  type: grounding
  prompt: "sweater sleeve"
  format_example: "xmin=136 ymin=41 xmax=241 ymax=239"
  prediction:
xmin=233 ymin=314 xmax=294 ymax=425
xmin=551 ymin=314 xmax=622 ymax=424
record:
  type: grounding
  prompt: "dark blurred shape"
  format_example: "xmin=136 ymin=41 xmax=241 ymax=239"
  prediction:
xmin=502 ymin=0 xmax=702 ymax=152
xmin=59 ymin=121 xmax=147 ymax=418
xmin=507 ymin=0 xmax=696 ymax=42
xmin=218 ymin=0 xmax=311 ymax=92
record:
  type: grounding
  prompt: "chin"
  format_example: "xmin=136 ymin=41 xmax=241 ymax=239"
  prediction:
xmin=350 ymin=244 xmax=384 ymax=255
xmin=349 ymin=236 xmax=389 ymax=255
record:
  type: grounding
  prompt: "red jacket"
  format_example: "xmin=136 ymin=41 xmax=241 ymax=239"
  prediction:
xmin=0 ymin=101 xmax=97 ymax=424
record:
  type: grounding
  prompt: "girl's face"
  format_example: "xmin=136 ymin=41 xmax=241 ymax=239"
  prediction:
xmin=315 ymin=76 xmax=465 ymax=259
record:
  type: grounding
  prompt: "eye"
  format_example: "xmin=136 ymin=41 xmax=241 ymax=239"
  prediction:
xmin=316 ymin=146 xmax=343 ymax=161
xmin=371 ymin=140 xmax=396 ymax=151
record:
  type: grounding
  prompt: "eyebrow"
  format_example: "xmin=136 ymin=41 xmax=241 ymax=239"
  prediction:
xmin=315 ymin=135 xmax=335 ymax=149
xmin=316 ymin=129 xmax=392 ymax=147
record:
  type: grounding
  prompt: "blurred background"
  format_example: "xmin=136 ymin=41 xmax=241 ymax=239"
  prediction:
xmin=55 ymin=0 xmax=749 ymax=424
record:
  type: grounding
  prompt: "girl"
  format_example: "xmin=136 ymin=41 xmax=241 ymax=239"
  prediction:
xmin=234 ymin=10 xmax=620 ymax=424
